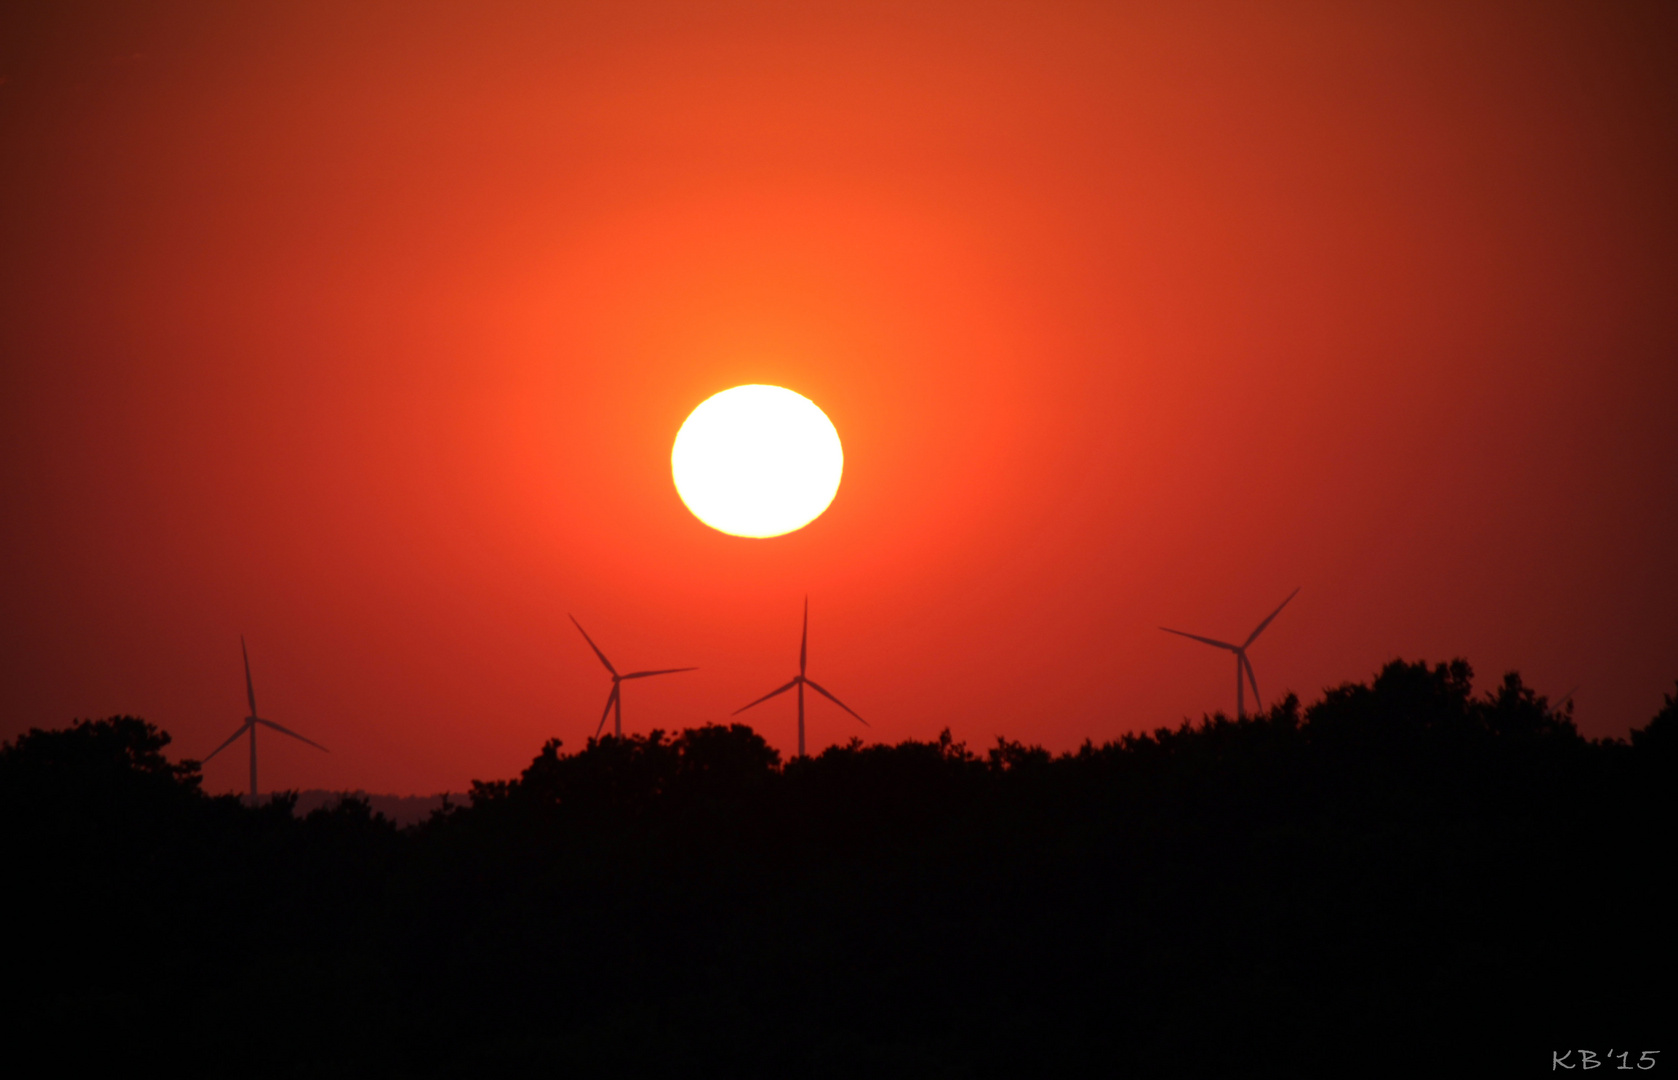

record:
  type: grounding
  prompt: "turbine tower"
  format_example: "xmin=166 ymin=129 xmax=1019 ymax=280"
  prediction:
xmin=570 ymin=614 xmax=696 ymax=739
xmin=203 ymin=637 xmax=328 ymax=807
xmin=734 ymin=597 xmax=867 ymax=757
xmin=1161 ymin=587 xmax=1300 ymax=720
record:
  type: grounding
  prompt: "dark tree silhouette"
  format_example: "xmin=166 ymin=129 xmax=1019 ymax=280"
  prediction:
xmin=1 ymin=661 xmax=1668 ymax=1076
xmin=1630 ymin=681 xmax=1676 ymax=756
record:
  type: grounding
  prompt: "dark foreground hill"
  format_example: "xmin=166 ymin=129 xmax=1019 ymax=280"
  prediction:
xmin=2 ymin=659 xmax=1669 ymax=1077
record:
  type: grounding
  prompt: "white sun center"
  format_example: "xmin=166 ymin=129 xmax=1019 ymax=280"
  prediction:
xmin=671 ymin=385 xmax=844 ymax=538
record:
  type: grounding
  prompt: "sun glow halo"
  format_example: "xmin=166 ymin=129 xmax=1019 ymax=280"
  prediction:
xmin=672 ymin=385 xmax=843 ymax=538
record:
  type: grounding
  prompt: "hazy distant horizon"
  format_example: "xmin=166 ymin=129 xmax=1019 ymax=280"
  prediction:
xmin=285 ymin=789 xmax=466 ymax=828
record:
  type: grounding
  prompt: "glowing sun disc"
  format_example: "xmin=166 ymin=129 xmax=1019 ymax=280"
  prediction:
xmin=672 ymin=385 xmax=844 ymax=538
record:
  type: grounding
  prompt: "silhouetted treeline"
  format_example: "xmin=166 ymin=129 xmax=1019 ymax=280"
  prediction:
xmin=2 ymin=661 xmax=1669 ymax=1076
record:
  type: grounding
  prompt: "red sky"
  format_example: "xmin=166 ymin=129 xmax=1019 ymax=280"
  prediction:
xmin=3 ymin=1 xmax=1675 ymax=795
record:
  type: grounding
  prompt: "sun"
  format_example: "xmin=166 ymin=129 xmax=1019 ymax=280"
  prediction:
xmin=672 ymin=385 xmax=844 ymax=538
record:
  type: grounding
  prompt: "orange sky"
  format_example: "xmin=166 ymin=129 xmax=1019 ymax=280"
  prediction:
xmin=3 ymin=1 xmax=1675 ymax=795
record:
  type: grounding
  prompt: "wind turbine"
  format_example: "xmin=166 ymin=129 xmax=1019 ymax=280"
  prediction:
xmin=569 ymin=614 xmax=696 ymax=739
xmin=203 ymin=637 xmax=328 ymax=807
xmin=733 ymin=597 xmax=867 ymax=758
xmin=1161 ymin=587 xmax=1299 ymax=720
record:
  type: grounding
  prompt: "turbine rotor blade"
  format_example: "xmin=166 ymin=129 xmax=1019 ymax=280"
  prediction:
xmin=241 ymin=636 xmax=258 ymax=717
xmin=1242 ymin=653 xmax=1261 ymax=712
xmin=595 ymin=685 xmax=619 ymax=738
xmin=733 ymin=679 xmax=799 ymax=715
xmin=1243 ymin=587 xmax=1300 ymax=648
xmin=620 ymin=667 xmax=698 ymax=680
xmin=203 ymin=721 xmax=253 ymax=763
xmin=569 ymin=615 xmax=618 ymax=677
xmin=805 ymin=679 xmax=868 ymax=726
xmin=800 ymin=597 xmax=809 ymax=677
xmin=254 ymin=718 xmax=329 ymax=753
xmin=1159 ymin=627 xmax=1239 ymax=651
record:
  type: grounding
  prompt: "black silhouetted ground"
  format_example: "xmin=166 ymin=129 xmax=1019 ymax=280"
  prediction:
xmin=2 ymin=660 xmax=1669 ymax=1077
